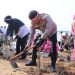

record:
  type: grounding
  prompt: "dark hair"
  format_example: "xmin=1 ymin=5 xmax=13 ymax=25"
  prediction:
xmin=4 ymin=15 xmax=12 ymax=20
xmin=4 ymin=15 xmax=12 ymax=24
xmin=28 ymin=10 xmax=38 ymax=20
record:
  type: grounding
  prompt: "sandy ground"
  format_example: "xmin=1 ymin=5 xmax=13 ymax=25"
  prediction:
xmin=0 ymin=58 xmax=55 ymax=75
xmin=0 ymin=48 xmax=75 ymax=75
xmin=0 ymin=54 xmax=57 ymax=75
xmin=0 ymin=59 xmax=28 ymax=75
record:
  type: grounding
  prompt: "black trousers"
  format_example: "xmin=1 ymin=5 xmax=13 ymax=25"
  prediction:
xmin=49 ymin=33 xmax=57 ymax=66
xmin=32 ymin=33 xmax=57 ymax=65
xmin=16 ymin=33 xmax=29 ymax=58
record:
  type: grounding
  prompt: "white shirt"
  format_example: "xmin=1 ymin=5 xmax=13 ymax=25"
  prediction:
xmin=17 ymin=25 xmax=30 ymax=38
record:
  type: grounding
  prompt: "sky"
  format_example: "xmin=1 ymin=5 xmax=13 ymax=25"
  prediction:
xmin=0 ymin=0 xmax=75 ymax=31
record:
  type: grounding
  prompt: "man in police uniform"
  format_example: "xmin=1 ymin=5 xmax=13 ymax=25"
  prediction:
xmin=26 ymin=10 xmax=57 ymax=72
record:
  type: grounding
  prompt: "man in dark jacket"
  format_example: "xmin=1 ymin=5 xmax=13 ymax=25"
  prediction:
xmin=4 ymin=15 xmax=30 ymax=59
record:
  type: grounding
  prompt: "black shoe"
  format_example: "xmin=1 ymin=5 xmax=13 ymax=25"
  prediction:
xmin=26 ymin=61 xmax=37 ymax=66
xmin=50 ymin=65 xmax=57 ymax=72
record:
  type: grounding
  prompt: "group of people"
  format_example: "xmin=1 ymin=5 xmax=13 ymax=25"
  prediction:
xmin=0 ymin=10 xmax=65 ymax=72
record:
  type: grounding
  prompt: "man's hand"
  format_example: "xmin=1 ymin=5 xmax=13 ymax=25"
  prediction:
xmin=6 ymin=36 xmax=12 ymax=41
xmin=6 ymin=36 xmax=13 ymax=44
xmin=35 ymin=39 xmax=45 ymax=48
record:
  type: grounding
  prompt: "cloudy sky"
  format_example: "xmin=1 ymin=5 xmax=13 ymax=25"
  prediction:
xmin=0 ymin=0 xmax=75 ymax=31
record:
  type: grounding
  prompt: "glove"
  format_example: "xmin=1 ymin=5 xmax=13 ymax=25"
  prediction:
xmin=14 ymin=35 xmax=20 ymax=39
xmin=34 ymin=34 xmax=41 ymax=45
xmin=35 ymin=39 xmax=45 ymax=48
